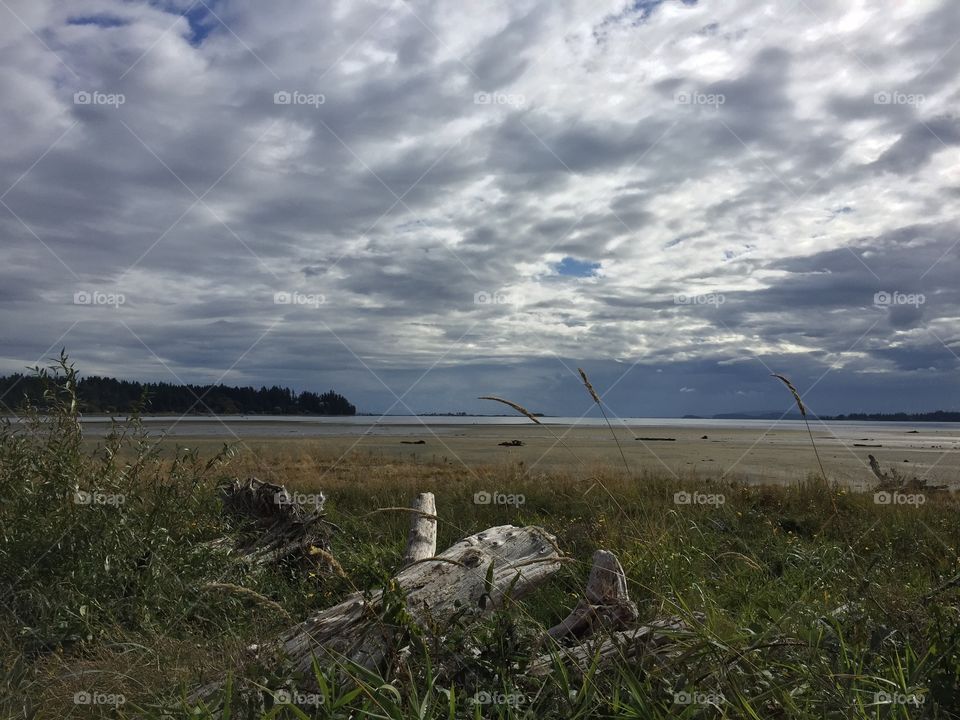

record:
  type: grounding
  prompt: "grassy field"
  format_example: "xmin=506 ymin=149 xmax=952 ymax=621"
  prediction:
xmin=3 ymin=365 xmax=960 ymax=718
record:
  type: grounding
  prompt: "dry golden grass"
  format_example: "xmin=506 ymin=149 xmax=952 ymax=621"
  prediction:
xmin=477 ymin=395 xmax=542 ymax=424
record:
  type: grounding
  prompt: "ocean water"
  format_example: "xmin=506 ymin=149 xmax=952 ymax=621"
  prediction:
xmin=58 ymin=415 xmax=960 ymax=438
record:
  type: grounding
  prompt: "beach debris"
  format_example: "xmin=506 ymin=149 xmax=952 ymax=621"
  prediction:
xmin=868 ymin=454 xmax=946 ymax=492
xmin=636 ymin=437 xmax=676 ymax=442
xmin=498 ymin=439 xmax=524 ymax=446
xmin=401 ymin=439 xmax=426 ymax=444
xmin=215 ymin=477 xmax=335 ymax=571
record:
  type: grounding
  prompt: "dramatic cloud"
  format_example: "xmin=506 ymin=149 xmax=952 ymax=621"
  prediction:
xmin=1 ymin=0 xmax=958 ymax=416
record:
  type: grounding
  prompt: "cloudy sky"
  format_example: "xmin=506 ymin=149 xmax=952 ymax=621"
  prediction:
xmin=1 ymin=0 xmax=958 ymax=417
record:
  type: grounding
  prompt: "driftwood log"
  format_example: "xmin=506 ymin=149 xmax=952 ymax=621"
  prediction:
xmin=216 ymin=477 xmax=334 ymax=570
xmin=194 ymin=490 xmax=689 ymax=702
xmin=276 ymin=524 xmax=563 ymax=680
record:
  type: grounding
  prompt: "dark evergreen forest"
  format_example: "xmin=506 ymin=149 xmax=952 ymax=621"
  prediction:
xmin=0 ymin=374 xmax=356 ymax=415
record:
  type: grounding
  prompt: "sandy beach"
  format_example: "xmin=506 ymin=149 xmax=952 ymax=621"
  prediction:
xmin=80 ymin=418 xmax=960 ymax=489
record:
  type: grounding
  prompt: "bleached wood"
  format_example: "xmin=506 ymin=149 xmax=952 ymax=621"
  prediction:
xmin=547 ymin=549 xmax=638 ymax=641
xmin=402 ymin=492 xmax=437 ymax=566
xmin=531 ymin=617 xmax=691 ymax=676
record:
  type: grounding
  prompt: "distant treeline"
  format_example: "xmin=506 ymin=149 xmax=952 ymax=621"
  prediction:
xmin=0 ymin=374 xmax=356 ymax=416
xmin=826 ymin=410 xmax=960 ymax=422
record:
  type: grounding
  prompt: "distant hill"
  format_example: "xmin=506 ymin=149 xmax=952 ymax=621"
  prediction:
xmin=707 ymin=410 xmax=960 ymax=422
xmin=712 ymin=411 xmax=804 ymax=420
xmin=824 ymin=410 xmax=960 ymax=422
xmin=0 ymin=374 xmax=356 ymax=416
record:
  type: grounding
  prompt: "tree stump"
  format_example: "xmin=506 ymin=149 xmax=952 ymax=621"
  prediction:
xmin=217 ymin=477 xmax=333 ymax=570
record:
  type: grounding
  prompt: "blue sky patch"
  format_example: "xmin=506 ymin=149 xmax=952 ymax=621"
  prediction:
xmin=182 ymin=3 xmax=219 ymax=46
xmin=555 ymin=257 xmax=601 ymax=278
xmin=67 ymin=15 xmax=129 ymax=29
xmin=146 ymin=0 xmax=220 ymax=46
xmin=615 ymin=0 xmax=699 ymax=26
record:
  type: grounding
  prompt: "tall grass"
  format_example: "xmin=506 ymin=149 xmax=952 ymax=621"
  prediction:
xmin=771 ymin=373 xmax=827 ymax=483
xmin=576 ymin=367 xmax=630 ymax=474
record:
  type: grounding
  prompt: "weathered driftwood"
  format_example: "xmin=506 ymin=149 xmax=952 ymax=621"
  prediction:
xmin=193 ymin=491 xmax=690 ymax=704
xmin=217 ymin=477 xmax=333 ymax=569
xmin=547 ymin=550 xmax=638 ymax=641
xmin=402 ymin=492 xmax=437 ymax=566
xmin=868 ymin=454 xmax=947 ymax=492
xmin=276 ymin=524 xmax=563 ymax=680
xmin=531 ymin=617 xmax=692 ymax=676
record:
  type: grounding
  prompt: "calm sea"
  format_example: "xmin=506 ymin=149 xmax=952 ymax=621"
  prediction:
xmin=58 ymin=415 xmax=960 ymax=438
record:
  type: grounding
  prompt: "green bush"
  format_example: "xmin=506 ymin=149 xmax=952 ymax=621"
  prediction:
xmin=0 ymin=354 xmax=232 ymax=650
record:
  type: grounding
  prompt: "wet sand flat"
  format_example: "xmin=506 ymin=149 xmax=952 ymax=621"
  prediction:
xmin=113 ymin=420 xmax=960 ymax=489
